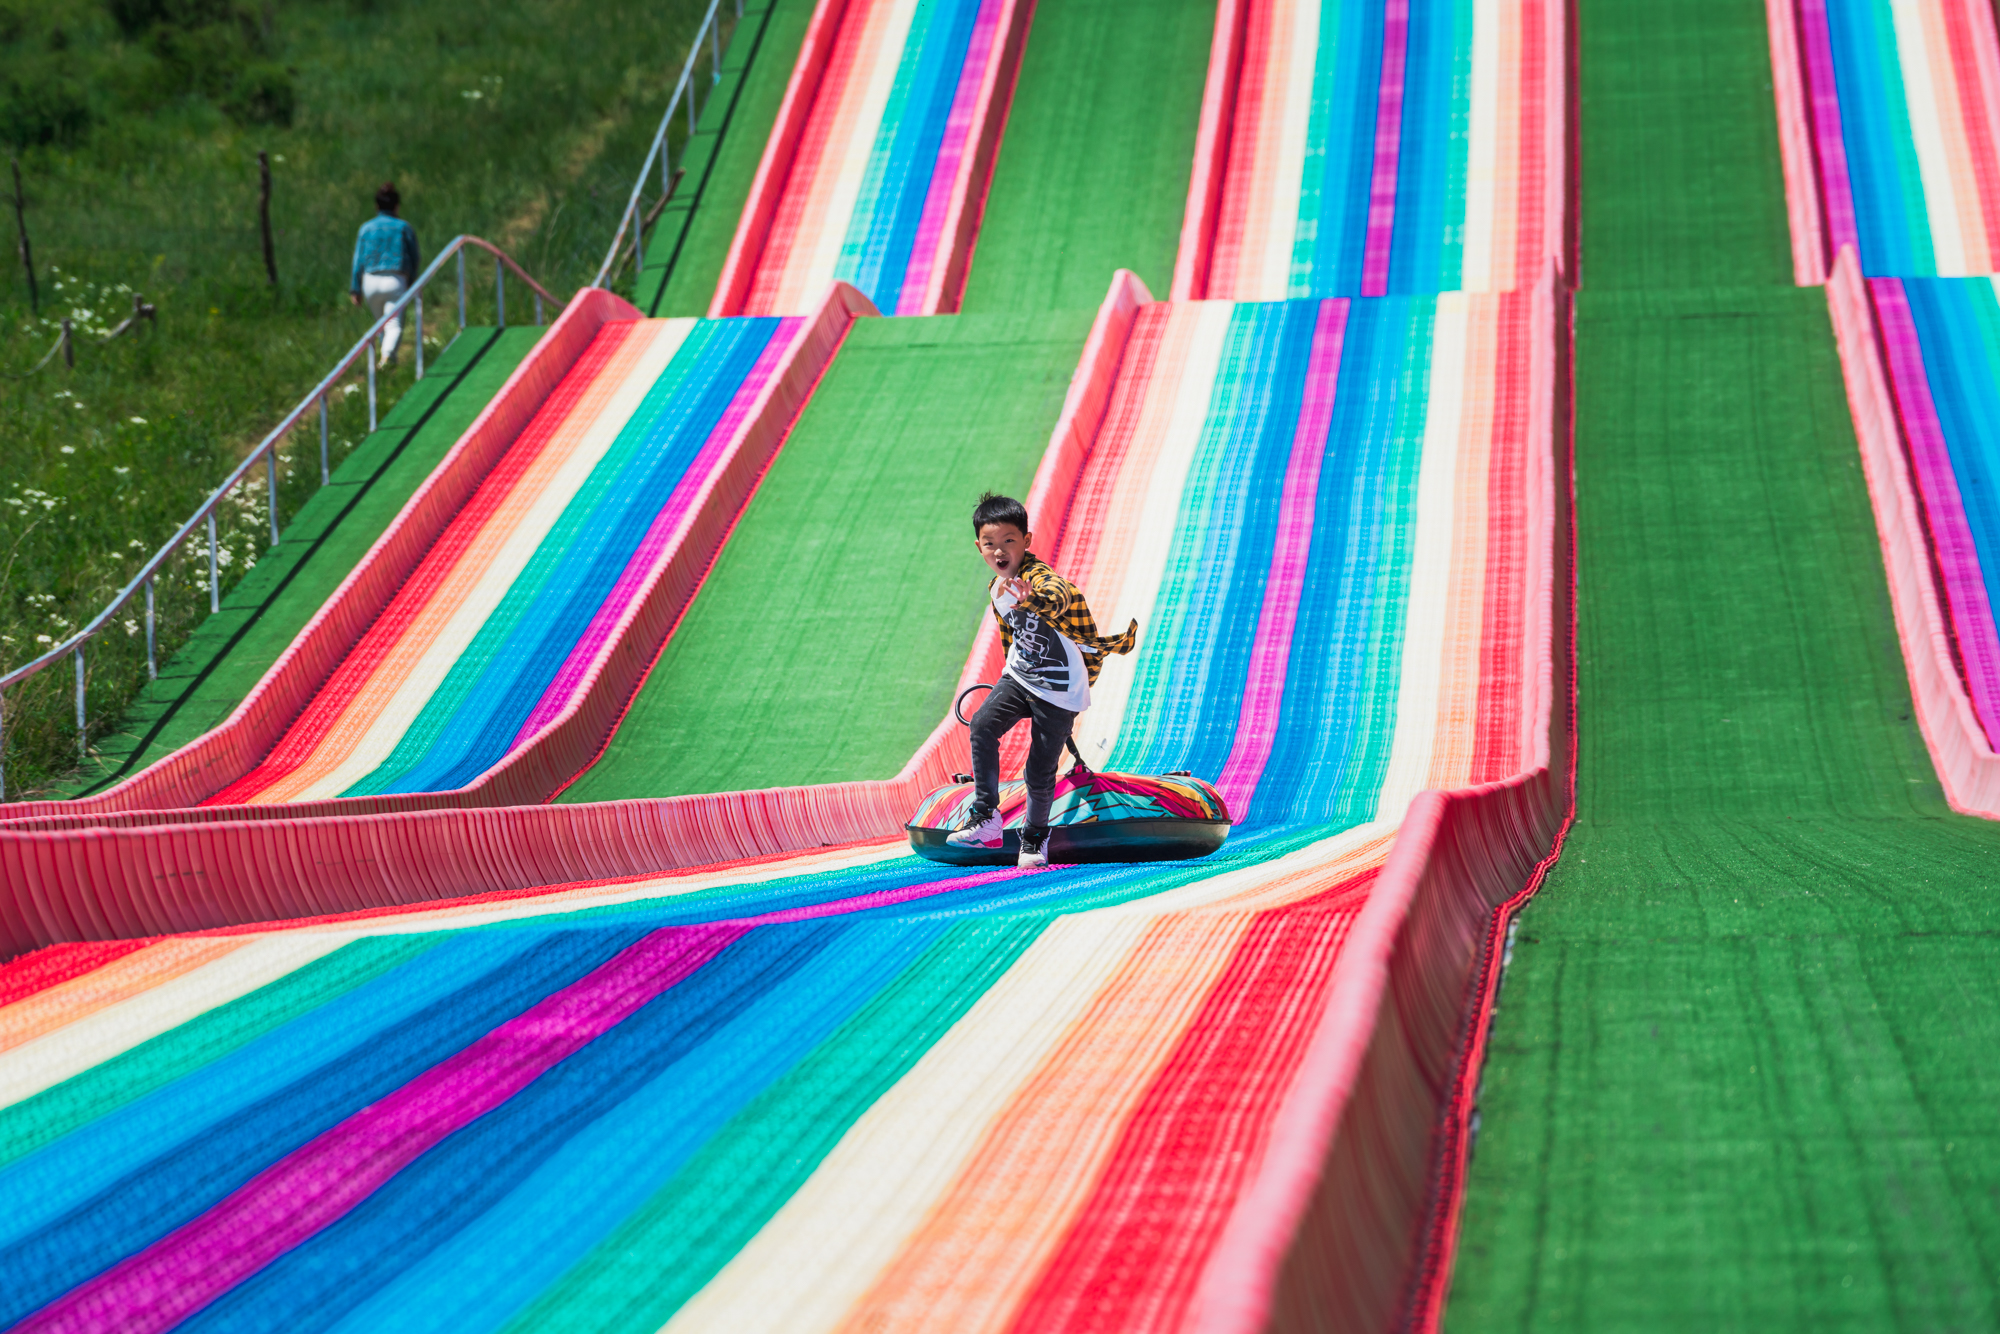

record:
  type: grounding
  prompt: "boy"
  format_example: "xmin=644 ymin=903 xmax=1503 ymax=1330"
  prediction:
xmin=948 ymin=493 xmax=1137 ymax=867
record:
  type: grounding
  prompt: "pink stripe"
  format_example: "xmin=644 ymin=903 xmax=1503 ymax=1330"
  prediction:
xmin=1215 ymin=300 xmax=1349 ymax=814
xmin=897 ymin=0 xmax=1006 ymax=314
xmin=17 ymin=925 xmax=742 ymax=1334
xmin=510 ymin=318 xmax=806 ymax=747
xmin=1796 ymin=0 xmax=1861 ymax=260
xmin=1870 ymin=278 xmax=2000 ymax=744
xmin=733 ymin=862 xmax=1026 ymax=925
xmin=1360 ymin=0 xmax=1410 ymax=298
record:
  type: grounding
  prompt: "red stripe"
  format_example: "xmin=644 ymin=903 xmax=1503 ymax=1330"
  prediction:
xmin=208 ymin=323 xmax=644 ymax=806
xmin=1470 ymin=293 xmax=1533 ymax=782
xmin=1053 ymin=305 xmax=1174 ymax=585
xmin=1005 ymin=872 xmax=1377 ymax=1332
xmin=1940 ymin=0 xmax=2000 ymax=267
xmin=1206 ymin=0 xmax=1276 ymax=299
xmin=0 ymin=939 xmax=154 ymax=1009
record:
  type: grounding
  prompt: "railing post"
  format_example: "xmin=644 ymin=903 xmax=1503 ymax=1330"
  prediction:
xmin=367 ymin=350 xmax=377 ymax=432
xmin=535 ymin=292 xmax=544 ymax=325
xmin=208 ymin=512 xmax=220 ymax=614
xmin=496 ymin=258 xmax=506 ymax=328
xmin=632 ymin=207 xmax=644 ymax=283
xmin=145 ymin=577 xmax=157 ymax=680
xmin=319 ymin=395 xmax=330 ymax=485
xmin=687 ymin=82 xmax=697 ymax=137
xmin=711 ymin=13 xmax=722 ymax=82
xmin=267 ymin=450 xmax=280 ymax=544
xmin=0 ymin=687 xmax=7 ymax=801
xmin=74 ymin=642 xmax=86 ymax=763
xmin=458 ymin=249 xmax=467 ymax=328
xmin=414 ymin=298 xmax=424 ymax=380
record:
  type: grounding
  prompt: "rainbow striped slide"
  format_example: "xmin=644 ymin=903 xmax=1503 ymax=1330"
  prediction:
xmin=1175 ymin=0 xmax=1566 ymax=300
xmin=1772 ymin=0 xmax=2000 ymax=281
xmin=711 ymin=0 xmax=1028 ymax=318
xmin=205 ymin=316 xmax=807 ymax=807
xmin=0 ymin=285 xmax=1553 ymax=1331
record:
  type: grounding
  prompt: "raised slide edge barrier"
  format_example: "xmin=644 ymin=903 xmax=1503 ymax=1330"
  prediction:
xmin=0 ymin=283 xmax=879 ymax=831
xmin=0 ymin=271 xmax=1149 ymax=957
xmin=1766 ymin=0 xmax=1831 ymax=285
xmin=706 ymin=0 xmax=1035 ymax=317
xmin=1826 ymin=245 xmax=2000 ymax=817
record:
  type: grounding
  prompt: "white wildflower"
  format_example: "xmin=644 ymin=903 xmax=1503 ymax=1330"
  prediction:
xmin=59 ymin=446 xmax=74 ymax=454
xmin=129 ymin=416 xmax=146 ymax=425
xmin=35 ymin=634 xmax=52 ymax=645
xmin=123 ymin=619 xmax=138 ymax=636
xmin=216 ymin=547 xmax=233 ymax=567
xmin=113 ymin=466 xmax=130 ymax=476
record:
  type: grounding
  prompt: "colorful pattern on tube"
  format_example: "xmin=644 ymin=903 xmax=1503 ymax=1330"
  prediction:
xmin=1869 ymin=275 xmax=2000 ymax=747
xmin=742 ymin=0 xmax=1006 ymax=316
xmin=1793 ymin=0 xmax=2000 ymax=277
xmin=1204 ymin=0 xmax=1563 ymax=298
xmin=0 ymin=292 xmax=1543 ymax=1332
xmin=208 ymin=316 xmax=804 ymax=806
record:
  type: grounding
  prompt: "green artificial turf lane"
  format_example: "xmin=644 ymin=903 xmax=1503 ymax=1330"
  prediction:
xmin=958 ymin=0 xmax=1216 ymax=313
xmin=54 ymin=327 xmax=540 ymax=799
xmin=560 ymin=309 xmax=1091 ymax=801
xmin=637 ymin=0 xmax=810 ymax=318
xmin=1446 ymin=0 xmax=2000 ymax=1327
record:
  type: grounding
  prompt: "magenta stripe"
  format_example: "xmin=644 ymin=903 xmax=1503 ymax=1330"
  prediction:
xmin=1215 ymin=300 xmax=1349 ymax=814
xmin=734 ymin=862 xmax=1024 ymax=925
xmin=897 ymin=0 xmax=1006 ymax=314
xmin=1870 ymin=277 xmax=2000 ymax=745
xmin=1796 ymin=0 xmax=1861 ymax=260
xmin=17 ymin=925 xmax=742 ymax=1334
xmin=510 ymin=317 xmax=806 ymax=748
xmin=1359 ymin=0 xmax=1409 ymax=298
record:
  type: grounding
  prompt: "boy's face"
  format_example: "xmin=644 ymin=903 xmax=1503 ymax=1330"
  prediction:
xmin=975 ymin=522 xmax=1032 ymax=578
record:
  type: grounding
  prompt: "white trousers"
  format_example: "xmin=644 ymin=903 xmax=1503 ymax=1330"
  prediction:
xmin=361 ymin=272 xmax=409 ymax=364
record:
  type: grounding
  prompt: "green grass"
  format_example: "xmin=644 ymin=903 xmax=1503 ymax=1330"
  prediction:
xmin=1445 ymin=0 xmax=2000 ymax=1326
xmin=0 ymin=0 xmax=723 ymax=796
xmin=960 ymin=0 xmax=1215 ymax=312
xmin=560 ymin=309 xmax=1092 ymax=801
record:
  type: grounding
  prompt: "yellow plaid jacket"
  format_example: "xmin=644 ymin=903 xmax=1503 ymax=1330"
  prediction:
xmin=988 ymin=554 xmax=1138 ymax=685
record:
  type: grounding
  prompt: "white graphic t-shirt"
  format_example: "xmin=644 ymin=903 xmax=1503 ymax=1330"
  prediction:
xmin=991 ymin=581 xmax=1090 ymax=713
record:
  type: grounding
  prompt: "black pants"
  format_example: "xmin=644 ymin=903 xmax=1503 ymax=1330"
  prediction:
xmin=969 ymin=674 xmax=1077 ymax=833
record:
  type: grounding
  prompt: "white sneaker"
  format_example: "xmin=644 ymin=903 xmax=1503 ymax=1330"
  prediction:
xmin=945 ymin=808 xmax=1005 ymax=850
xmin=1016 ymin=830 xmax=1048 ymax=869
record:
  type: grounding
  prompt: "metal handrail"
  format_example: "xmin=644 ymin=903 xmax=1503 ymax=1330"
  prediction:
xmin=592 ymin=0 xmax=743 ymax=291
xmin=0 ymin=234 xmax=556 ymax=797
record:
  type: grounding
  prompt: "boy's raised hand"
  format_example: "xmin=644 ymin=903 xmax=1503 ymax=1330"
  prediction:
xmin=998 ymin=576 xmax=1035 ymax=607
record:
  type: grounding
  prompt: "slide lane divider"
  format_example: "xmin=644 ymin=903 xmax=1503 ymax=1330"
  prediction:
xmin=0 ymin=273 xmax=1147 ymax=956
xmin=1827 ymin=245 xmax=2000 ymax=816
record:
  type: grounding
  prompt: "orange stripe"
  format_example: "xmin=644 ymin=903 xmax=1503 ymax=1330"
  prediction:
xmin=0 ymin=938 xmax=246 ymax=1054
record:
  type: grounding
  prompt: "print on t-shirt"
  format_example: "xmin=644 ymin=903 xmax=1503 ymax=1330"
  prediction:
xmin=993 ymin=583 xmax=1091 ymax=713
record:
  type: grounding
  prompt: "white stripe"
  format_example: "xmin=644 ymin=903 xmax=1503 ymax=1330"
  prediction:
xmin=658 ymin=912 xmax=1147 ymax=1334
xmin=0 ymin=936 xmax=345 ymax=1110
xmin=1074 ymin=303 xmax=1234 ymax=765
xmin=286 ymin=319 xmax=695 ymax=800
xmin=1889 ymin=0 xmax=1968 ymax=275
xmin=1460 ymin=0 xmax=1501 ymax=291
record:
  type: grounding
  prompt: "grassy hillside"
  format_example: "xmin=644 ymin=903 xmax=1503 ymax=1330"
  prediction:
xmin=0 ymin=0 xmax=713 ymax=795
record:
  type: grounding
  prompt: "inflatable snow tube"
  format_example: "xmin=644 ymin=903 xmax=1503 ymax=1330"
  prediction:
xmin=906 ymin=684 xmax=1233 ymax=866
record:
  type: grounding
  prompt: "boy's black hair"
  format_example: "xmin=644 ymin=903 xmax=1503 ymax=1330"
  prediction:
xmin=375 ymin=182 xmax=401 ymax=215
xmin=972 ymin=492 xmax=1030 ymax=537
